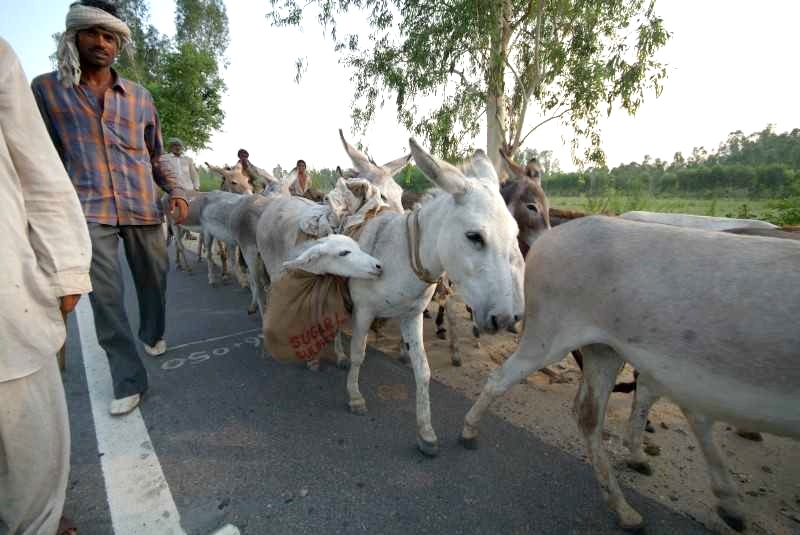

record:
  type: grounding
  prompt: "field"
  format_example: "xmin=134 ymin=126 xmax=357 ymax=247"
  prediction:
xmin=549 ymin=195 xmax=781 ymax=221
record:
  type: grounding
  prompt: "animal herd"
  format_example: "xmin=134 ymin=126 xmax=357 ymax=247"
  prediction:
xmin=164 ymin=131 xmax=799 ymax=533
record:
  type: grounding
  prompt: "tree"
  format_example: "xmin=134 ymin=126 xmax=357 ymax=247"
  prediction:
xmin=268 ymin=0 xmax=670 ymax=168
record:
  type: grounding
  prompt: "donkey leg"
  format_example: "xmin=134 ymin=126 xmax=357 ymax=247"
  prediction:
xmin=345 ymin=310 xmax=373 ymax=414
xmin=683 ymin=408 xmax=746 ymax=532
xmin=575 ymin=345 xmax=642 ymax=531
xmin=625 ymin=372 xmax=660 ymax=475
xmin=461 ymin=343 xmax=561 ymax=448
xmin=444 ymin=299 xmax=461 ymax=366
xmin=399 ymin=313 xmax=438 ymax=456
xmin=204 ymin=234 xmax=219 ymax=287
xmin=334 ymin=331 xmax=350 ymax=369
xmin=435 ymin=302 xmax=447 ymax=339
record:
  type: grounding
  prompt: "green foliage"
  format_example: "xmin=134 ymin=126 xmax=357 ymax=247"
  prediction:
xmin=309 ymin=168 xmax=339 ymax=192
xmin=543 ymin=125 xmax=800 ymax=200
xmin=396 ymin=165 xmax=431 ymax=192
xmin=268 ymin=0 xmax=670 ymax=164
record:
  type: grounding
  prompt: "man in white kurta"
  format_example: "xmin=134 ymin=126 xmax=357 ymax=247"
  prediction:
xmin=0 ymin=37 xmax=92 ymax=535
xmin=162 ymin=138 xmax=200 ymax=191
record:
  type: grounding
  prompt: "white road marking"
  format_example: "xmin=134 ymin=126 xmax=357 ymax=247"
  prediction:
xmin=165 ymin=328 xmax=260 ymax=352
xmin=76 ymin=299 xmax=185 ymax=535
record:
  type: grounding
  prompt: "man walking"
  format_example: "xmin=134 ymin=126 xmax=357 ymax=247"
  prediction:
xmin=0 ymin=37 xmax=92 ymax=535
xmin=163 ymin=137 xmax=200 ymax=191
xmin=32 ymin=0 xmax=189 ymax=415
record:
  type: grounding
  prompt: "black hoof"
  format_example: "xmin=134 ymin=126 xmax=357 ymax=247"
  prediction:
xmin=417 ymin=437 xmax=440 ymax=457
xmin=247 ymin=306 xmax=257 ymax=315
xmin=735 ymin=430 xmax=763 ymax=442
xmin=506 ymin=324 xmax=518 ymax=334
xmin=451 ymin=358 xmax=462 ymax=367
xmin=620 ymin=522 xmax=645 ymax=533
xmin=459 ymin=435 xmax=478 ymax=450
xmin=626 ymin=461 xmax=653 ymax=476
xmin=423 ymin=309 xmax=432 ymax=319
xmin=435 ymin=329 xmax=447 ymax=340
xmin=645 ymin=420 xmax=655 ymax=433
xmin=398 ymin=354 xmax=411 ymax=365
xmin=336 ymin=359 xmax=351 ymax=370
xmin=717 ymin=506 xmax=746 ymax=532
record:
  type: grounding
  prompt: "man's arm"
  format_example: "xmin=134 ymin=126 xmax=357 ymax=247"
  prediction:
xmin=0 ymin=38 xmax=91 ymax=300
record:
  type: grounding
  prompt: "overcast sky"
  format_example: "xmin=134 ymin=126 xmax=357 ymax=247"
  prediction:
xmin=2 ymin=0 xmax=799 ymax=172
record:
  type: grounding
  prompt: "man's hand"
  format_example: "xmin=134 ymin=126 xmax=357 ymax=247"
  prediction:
xmin=169 ymin=197 xmax=189 ymax=224
xmin=60 ymin=294 xmax=81 ymax=314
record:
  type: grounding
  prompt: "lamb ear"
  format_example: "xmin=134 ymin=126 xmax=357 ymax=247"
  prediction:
xmin=283 ymin=245 xmax=322 ymax=272
xmin=339 ymin=129 xmax=375 ymax=174
xmin=409 ymin=138 xmax=467 ymax=198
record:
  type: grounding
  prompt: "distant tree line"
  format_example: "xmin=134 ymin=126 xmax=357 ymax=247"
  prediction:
xmin=542 ymin=125 xmax=800 ymax=199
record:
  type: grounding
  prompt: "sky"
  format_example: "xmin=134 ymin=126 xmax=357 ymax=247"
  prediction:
xmin=2 ymin=0 xmax=799 ymax=173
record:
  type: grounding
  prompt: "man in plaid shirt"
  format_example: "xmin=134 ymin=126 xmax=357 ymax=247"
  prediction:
xmin=32 ymin=0 xmax=189 ymax=416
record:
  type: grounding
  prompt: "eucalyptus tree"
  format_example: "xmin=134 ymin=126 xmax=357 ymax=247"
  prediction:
xmin=269 ymin=0 xmax=670 ymax=166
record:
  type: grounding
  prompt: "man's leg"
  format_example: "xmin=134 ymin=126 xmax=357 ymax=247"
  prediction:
xmin=0 ymin=357 xmax=70 ymax=535
xmin=87 ymin=223 xmax=148 ymax=398
xmin=121 ymin=225 xmax=169 ymax=347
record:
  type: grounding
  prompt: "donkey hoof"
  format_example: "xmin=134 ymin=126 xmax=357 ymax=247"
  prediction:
xmin=348 ymin=400 xmax=367 ymax=415
xmin=336 ymin=358 xmax=351 ymax=370
xmin=626 ymin=461 xmax=653 ymax=476
xmin=417 ymin=436 xmax=440 ymax=457
xmin=459 ymin=435 xmax=479 ymax=450
xmin=645 ymin=420 xmax=656 ymax=433
xmin=717 ymin=506 xmax=746 ymax=532
xmin=423 ymin=309 xmax=432 ymax=319
xmin=618 ymin=513 xmax=645 ymax=533
xmin=735 ymin=429 xmax=763 ymax=442
xmin=210 ymin=281 xmax=220 ymax=288
xmin=435 ymin=329 xmax=447 ymax=340
xmin=247 ymin=305 xmax=257 ymax=315
xmin=451 ymin=356 xmax=462 ymax=367
xmin=397 ymin=353 xmax=411 ymax=365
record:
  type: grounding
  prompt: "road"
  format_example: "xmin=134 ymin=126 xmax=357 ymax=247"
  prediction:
xmin=60 ymin=245 xmax=710 ymax=534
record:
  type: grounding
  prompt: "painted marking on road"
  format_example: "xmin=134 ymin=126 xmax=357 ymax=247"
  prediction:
xmin=164 ymin=328 xmax=260 ymax=352
xmin=76 ymin=299 xmax=185 ymax=535
xmin=160 ymin=333 xmax=263 ymax=372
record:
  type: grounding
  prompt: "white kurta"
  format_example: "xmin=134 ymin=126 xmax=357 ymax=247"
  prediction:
xmin=161 ymin=152 xmax=200 ymax=191
xmin=0 ymin=36 xmax=92 ymax=535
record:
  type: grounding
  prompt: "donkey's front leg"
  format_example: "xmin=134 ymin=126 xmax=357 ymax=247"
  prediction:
xmin=346 ymin=310 xmax=373 ymax=415
xmin=399 ymin=313 xmax=438 ymax=457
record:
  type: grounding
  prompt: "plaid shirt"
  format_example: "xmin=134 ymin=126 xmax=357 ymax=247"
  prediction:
xmin=31 ymin=70 xmax=184 ymax=226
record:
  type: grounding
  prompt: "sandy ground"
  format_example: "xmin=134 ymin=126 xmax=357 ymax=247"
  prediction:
xmin=364 ymin=294 xmax=800 ymax=535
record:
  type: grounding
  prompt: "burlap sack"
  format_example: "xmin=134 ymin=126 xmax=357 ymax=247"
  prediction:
xmin=264 ymin=270 xmax=352 ymax=363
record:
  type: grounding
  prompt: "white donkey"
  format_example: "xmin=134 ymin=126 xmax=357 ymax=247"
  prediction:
xmin=257 ymin=140 xmax=524 ymax=455
xmin=461 ymin=216 xmax=800 ymax=532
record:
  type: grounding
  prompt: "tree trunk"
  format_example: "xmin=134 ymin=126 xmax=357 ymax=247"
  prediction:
xmin=486 ymin=1 xmax=513 ymax=178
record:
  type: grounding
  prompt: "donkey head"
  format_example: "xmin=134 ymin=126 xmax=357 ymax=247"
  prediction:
xmin=282 ymin=234 xmax=383 ymax=279
xmin=338 ymin=129 xmax=410 ymax=213
xmin=499 ymin=150 xmax=551 ymax=256
xmin=409 ymin=139 xmax=523 ymax=334
xmin=207 ymin=162 xmax=254 ymax=195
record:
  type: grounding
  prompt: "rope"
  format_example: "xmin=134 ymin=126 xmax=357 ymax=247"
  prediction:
xmin=405 ymin=208 xmax=439 ymax=285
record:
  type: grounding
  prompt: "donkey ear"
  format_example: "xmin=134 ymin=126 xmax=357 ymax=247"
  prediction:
xmin=283 ymin=245 xmax=323 ymax=272
xmin=381 ymin=153 xmax=412 ymax=177
xmin=339 ymin=129 xmax=375 ymax=174
xmin=500 ymin=149 xmax=527 ymax=181
xmin=471 ymin=149 xmax=499 ymax=187
xmin=409 ymin=138 xmax=467 ymax=197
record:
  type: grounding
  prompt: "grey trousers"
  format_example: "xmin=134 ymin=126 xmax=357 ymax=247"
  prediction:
xmin=87 ymin=223 xmax=168 ymax=399
xmin=0 ymin=357 xmax=70 ymax=535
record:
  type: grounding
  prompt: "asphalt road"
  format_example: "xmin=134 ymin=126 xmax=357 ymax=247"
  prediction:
xmin=60 ymin=245 xmax=710 ymax=535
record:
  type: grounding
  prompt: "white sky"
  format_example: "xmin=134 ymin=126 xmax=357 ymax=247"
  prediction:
xmin=2 ymin=0 xmax=799 ymax=172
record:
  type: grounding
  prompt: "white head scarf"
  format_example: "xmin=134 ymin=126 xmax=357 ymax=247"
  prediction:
xmin=56 ymin=2 xmax=132 ymax=87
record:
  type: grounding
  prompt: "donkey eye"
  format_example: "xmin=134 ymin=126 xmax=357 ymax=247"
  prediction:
xmin=339 ymin=250 xmax=351 ymax=257
xmin=526 ymin=203 xmax=538 ymax=212
xmin=465 ymin=232 xmax=484 ymax=246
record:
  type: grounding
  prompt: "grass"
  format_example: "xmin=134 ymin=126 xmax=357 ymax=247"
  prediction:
xmin=548 ymin=195 xmax=796 ymax=224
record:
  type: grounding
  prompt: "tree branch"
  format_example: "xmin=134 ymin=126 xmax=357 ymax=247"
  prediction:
xmin=517 ymin=107 xmax=570 ymax=148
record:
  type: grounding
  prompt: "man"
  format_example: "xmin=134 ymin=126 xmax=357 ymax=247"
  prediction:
xmin=32 ymin=0 xmax=189 ymax=416
xmin=289 ymin=159 xmax=311 ymax=196
xmin=236 ymin=148 xmax=268 ymax=192
xmin=0 ymin=37 xmax=92 ymax=535
xmin=162 ymin=137 xmax=200 ymax=191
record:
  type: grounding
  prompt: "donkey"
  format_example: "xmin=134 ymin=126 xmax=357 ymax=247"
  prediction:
xmin=620 ymin=210 xmax=777 ymax=230
xmin=430 ymin=151 xmax=549 ymax=365
xmin=461 ymin=216 xmax=800 ymax=532
xmin=257 ymin=140 xmax=523 ymax=456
